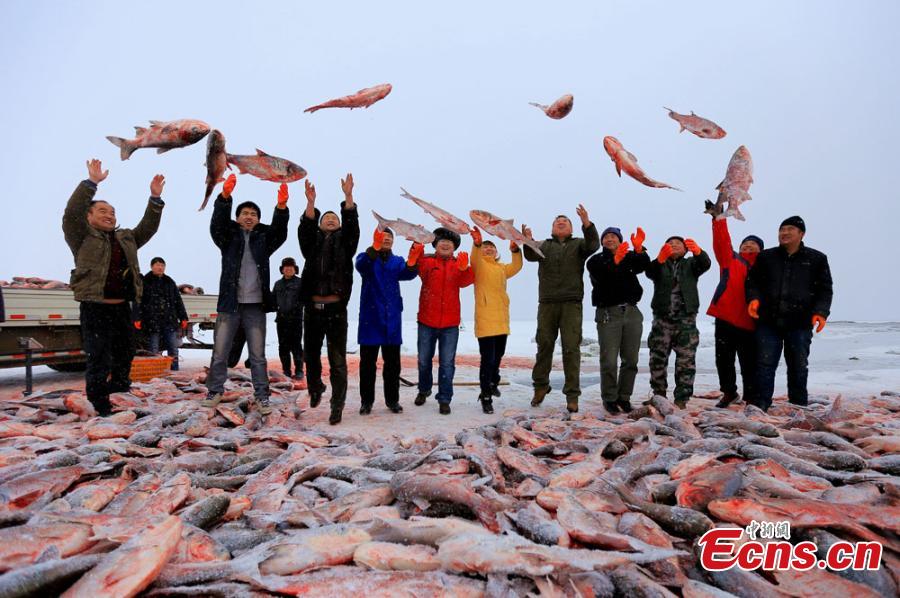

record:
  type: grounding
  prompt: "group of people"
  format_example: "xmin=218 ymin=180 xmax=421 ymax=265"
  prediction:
xmin=63 ymin=159 xmax=833 ymax=422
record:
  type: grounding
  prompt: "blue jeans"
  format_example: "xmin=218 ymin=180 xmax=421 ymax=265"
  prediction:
xmin=417 ymin=323 xmax=459 ymax=404
xmin=207 ymin=304 xmax=268 ymax=400
xmin=149 ymin=329 xmax=180 ymax=370
xmin=755 ymin=322 xmax=812 ymax=410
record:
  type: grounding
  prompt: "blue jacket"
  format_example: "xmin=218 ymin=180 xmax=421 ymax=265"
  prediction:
xmin=210 ymin=194 xmax=288 ymax=313
xmin=355 ymin=249 xmax=418 ymax=345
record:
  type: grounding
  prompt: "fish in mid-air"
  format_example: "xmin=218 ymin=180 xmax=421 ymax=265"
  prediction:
xmin=400 ymin=188 xmax=470 ymax=236
xmin=200 ymin=129 xmax=228 ymax=211
xmin=304 ymin=84 xmax=393 ymax=113
xmin=529 ymin=94 xmax=574 ymax=120
xmin=664 ymin=107 xmax=726 ymax=139
xmin=371 ymin=211 xmax=436 ymax=245
xmin=602 ymin=136 xmax=681 ymax=191
xmin=469 ymin=209 xmax=545 ymax=257
xmin=106 ymin=119 xmax=210 ymax=160
xmin=225 ymin=149 xmax=307 ymax=183
xmin=710 ymin=145 xmax=754 ymax=220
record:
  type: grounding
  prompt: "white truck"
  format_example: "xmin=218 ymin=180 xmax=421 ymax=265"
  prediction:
xmin=0 ymin=288 xmax=218 ymax=370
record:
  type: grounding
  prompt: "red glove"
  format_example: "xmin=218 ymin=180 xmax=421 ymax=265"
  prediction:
xmin=509 ymin=240 xmax=518 ymax=252
xmin=373 ymin=229 xmax=386 ymax=251
xmin=630 ymin=227 xmax=645 ymax=253
xmin=613 ymin=241 xmax=630 ymax=265
xmin=812 ymin=314 xmax=826 ymax=333
xmin=277 ymin=183 xmax=289 ymax=207
xmin=222 ymin=174 xmax=237 ymax=199
xmin=684 ymin=238 xmax=702 ymax=256
xmin=457 ymin=251 xmax=469 ymax=270
xmin=748 ymin=300 xmax=760 ymax=319
xmin=181 ymin=320 xmax=189 ymax=330
xmin=407 ymin=242 xmax=424 ymax=267
xmin=471 ymin=226 xmax=483 ymax=246
xmin=134 ymin=320 xmax=142 ymax=330
xmin=657 ymin=243 xmax=673 ymax=263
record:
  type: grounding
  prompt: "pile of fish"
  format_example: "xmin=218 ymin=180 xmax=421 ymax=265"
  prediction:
xmin=1 ymin=373 xmax=898 ymax=596
xmin=0 ymin=276 xmax=70 ymax=290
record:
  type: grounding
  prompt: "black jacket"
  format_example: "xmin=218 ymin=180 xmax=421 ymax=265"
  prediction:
xmin=140 ymin=273 xmax=188 ymax=332
xmin=0 ymin=287 xmax=4 ymax=322
xmin=298 ymin=202 xmax=360 ymax=304
xmin=586 ymin=248 xmax=650 ymax=307
xmin=746 ymin=243 xmax=833 ymax=329
xmin=273 ymin=275 xmax=303 ymax=321
xmin=210 ymin=194 xmax=289 ymax=313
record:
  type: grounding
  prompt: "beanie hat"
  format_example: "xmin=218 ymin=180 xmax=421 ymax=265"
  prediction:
xmin=432 ymin=227 xmax=461 ymax=250
xmin=601 ymin=227 xmax=623 ymax=243
xmin=235 ymin=201 xmax=261 ymax=220
xmin=740 ymin=235 xmax=765 ymax=251
xmin=665 ymin=235 xmax=685 ymax=245
xmin=279 ymin=257 xmax=298 ymax=273
xmin=150 ymin=257 xmax=166 ymax=266
xmin=780 ymin=215 xmax=806 ymax=233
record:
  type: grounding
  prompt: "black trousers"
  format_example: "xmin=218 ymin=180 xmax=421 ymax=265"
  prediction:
xmin=304 ymin=303 xmax=348 ymax=411
xmin=714 ymin=318 xmax=757 ymax=401
xmin=276 ymin=317 xmax=304 ymax=376
xmin=478 ymin=335 xmax=508 ymax=395
xmin=359 ymin=344 xmax=402 ymax=408
xmin=80 ymin=302 xmax=135 ymax=413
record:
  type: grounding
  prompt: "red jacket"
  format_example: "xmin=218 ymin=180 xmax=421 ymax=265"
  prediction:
xmin=706 ymin=218 xmax=758 ymax=331
xmin=417 ymin=254 xmax=475 ymax=329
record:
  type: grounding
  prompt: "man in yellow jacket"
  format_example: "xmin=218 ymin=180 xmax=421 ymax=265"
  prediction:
xmin=470 ymin=227 xmax=523 ymax=413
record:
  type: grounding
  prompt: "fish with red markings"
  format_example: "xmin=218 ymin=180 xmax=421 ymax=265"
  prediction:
xmin=106 ymin=119 xmax=210 ymax=160
xmin=372 ymin=211 xmax=436 ymax=244
xmin=469 ymin=209 xmax=545 ymax=257
xmin=664 ymin=107 xmax=726 ymax=139
xmin=530 ymin=94 xmax=574 ymax=119
xmin=226 ymin=149 xmax=307 ymax=183
xmin=304 ymin=83 xmax=393 ymax=113
xmin=200 ymin=129 xmax=228 ymax=211
xmin=706 ymin=145 xmax=754 ymax=220
xmin=603 ymin=136 xmax=681 ymax=191
xmin=400 ymin=187 xmax=471 ymax=235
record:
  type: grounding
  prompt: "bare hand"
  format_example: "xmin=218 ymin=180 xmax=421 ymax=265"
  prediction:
xmin=341 ymin=173 xmax=354 ymax=207
xmin=150 ymin=174 xmax=165 ymax=197
xmin=86 ymin=159 xmax=109 ymax=184
xmin=575 ymin=203 xmax=590 ymax=227
xmin=521 ymin=224 xmax=533 ymax=240
xmin=305 ymin=179 xmax=316 ymax=204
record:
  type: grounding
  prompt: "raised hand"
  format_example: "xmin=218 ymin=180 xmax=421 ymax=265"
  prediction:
xmin=630 ymin=227 xmax=645 ymax=253
xmin=509 ymin=239 xmax=518 ymax=251
xmin=86 ymin=159 xmax=109 ymax=184
xmin=150 ymin=174 xmax=165 ymax=198
xmin=521 ymin=224 xmax=533 ymax=240
xmin=305 ymin=179 xmax=316 ymax=204
xmin=614 ymin=241 xmax=630 ymax=265
xmin=575 ymin=203 xmax=590 ymax=227
xmin=684 ymin=238 xmax=702 ymax=256
xmin=471 ymin=226 xmax=483 ymax=246
xmin=341 ymin=173 xmax=354 ymax=207
xmin=457 ymin=251 xmax=469 ymax=271
xmin=222 ymin=174 xmax=237 ymax=199
xmin=277 ymin=183 xmax=289 ymax=207
xmin=657 ymin=243 xmax=674 ymax=263
xmin=373 ymin=228 xmax=385 ymax=251
xmin=407 ymin=242 xmax=424 ymax=267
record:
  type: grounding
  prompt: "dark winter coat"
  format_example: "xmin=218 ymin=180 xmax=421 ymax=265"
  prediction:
xmin=745 ymin=243 xmax=833 ymax=329
xmin=523 ymin=224 xmax=600 ymax=303
xmin=355 ymin=249 xmax=418 ymax=345
xmin=586 ymin=247 xmax=650 ymax=307
xmin=140 ymin=273 xmax=188 ymax=332
xmin=210 ymin=194 xmax=289 ymax=313
xmin=645 ymin=251 xmax=712 ymax=316
xmin=273 ymin=275 xmax=303 ymax=321
xmin=297 ymin=203 xmax=360 ymax=304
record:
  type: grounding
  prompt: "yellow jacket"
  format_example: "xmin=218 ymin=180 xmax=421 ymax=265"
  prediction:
xmin=471 ymin=244 xmax=523 ymax=338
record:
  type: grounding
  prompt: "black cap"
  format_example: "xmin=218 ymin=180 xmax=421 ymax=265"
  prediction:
xmin=432 ymin=227 xmax=461 ymax=250
xmin=665 ymin=235 xmax=685 ymax=244
xmin=780 ymin=216 xmax=806 ymax=233
xmin=279 ymin=257 xmax=297 ymax=273
xmin=150 ymin=256 xmax=165 ymax=266
xmin=741 ymin=235 xmax=765 ymax=250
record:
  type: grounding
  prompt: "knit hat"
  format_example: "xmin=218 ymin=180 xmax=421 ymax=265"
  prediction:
xmin=279 ymin=257 xmax=298 ymax=274
xmin=740 ymin=235 xmax=764 ymax=251
xmin=601 ymin=227 xmax=623 ymax=243
xmin=150 ymin=257 xmax=166 ymax=266
xmin=780 ymin=215 xmax=806 ymax=233
xmin=235 ymin=201 xmax=261 ymax=219
xmin=432 ymin=227 xmax=461 ymax=250
xmin=665 ymin=235 xmax=685 ymax=245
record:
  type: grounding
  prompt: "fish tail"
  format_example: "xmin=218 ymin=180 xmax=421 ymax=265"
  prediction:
xmin=371 ymin=210 xmax=388 ymax=229
xmin=663 ymin=106 xmax=674 ymax=113
xmin=106 ymin=136 xmax=136 ymax=161
xmin=529 ymin=102 xmax=546 ymax=110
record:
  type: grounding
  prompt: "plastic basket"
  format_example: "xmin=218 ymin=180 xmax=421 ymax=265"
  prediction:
xmin=130 ymin=356 xmax=173 ymax=382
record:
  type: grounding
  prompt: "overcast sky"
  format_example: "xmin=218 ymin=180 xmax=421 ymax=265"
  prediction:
xmin=2 ymin=1 xmax=898 ymax=323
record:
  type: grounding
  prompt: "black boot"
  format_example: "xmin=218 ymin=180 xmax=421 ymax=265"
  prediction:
xmin=414 ymin=391 xmax=430 ymax=406
xmin=359 ymin=404 xmax=372 ymax=415
xmin=616 ymin=399 xmax=633 ymax=413
xmin=480 ymin=395 xmax=494 ymax=414
xmin=309 ymin=389 xmax=323 ymax=408
xmin=387 ymin=403 xmax=403 ymax=413
xmin=329 ymin=406 xmax=343 ymax=425
xmin=490 ymin=384 xmax=501 ymax=398
xmin=715 ymin=393 xmax=739 ymax=409
xmin=439 ymin=403 xmax=451 ymax=415
xmin=603 ymin=401 xmax=621 ymax=415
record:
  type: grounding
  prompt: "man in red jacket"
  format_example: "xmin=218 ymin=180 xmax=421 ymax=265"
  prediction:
xmin=705 ymin=198 xmax=764 ymax=408
xmin=414 ymin=227 xmax=475 ymax=415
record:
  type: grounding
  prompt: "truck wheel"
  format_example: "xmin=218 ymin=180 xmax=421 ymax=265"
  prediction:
xmin=48 ymin=362 xmax=87 ymax=372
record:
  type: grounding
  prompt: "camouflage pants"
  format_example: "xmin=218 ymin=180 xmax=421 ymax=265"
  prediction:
xmin=648 ymin=314 xmax=699 ymax=402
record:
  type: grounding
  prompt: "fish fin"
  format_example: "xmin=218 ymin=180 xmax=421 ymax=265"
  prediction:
xmin=156 ymin=147 xmax=173 ymax=154
xmin=503 ymin=218 xmax=515 ymax=225
xmin=255 ymin=148 xmax=270 ymax=156
xmin=134 ymin=126 xmax=147 ymax=136
xmin=106 ymin=136 xmax=137 ymax=161
xmin=615 ymin=162 xmax=622 ymax=177
xmin=725 ymin=205 xmax=746 ymax=221
xmin=529 ymin=102 xmax=547 ymax=111
xmin=625 ymin=150 xmax=639 ymax=163
xmin=148 ymin=120 xmax=164 ymax=125
xmin=691 ymin=111 xmax=696 ymax=116
xmin=679 ymin=124 xmax=685 ymax=133
xmin=411 ymin=497 xmax=431 ymax=511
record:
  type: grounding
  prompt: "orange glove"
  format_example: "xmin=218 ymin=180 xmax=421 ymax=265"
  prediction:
xmin=748 ymin=299 xmax=760 ymax=319
xmin=222 ymin=174 xmax=237 ymax=199
xmin=134 ymin=320 xmax=142 ymax=330
xmin=471 ymin=226 xmax=483 ymax=246
xmin=657 ymin=243 xmax=673 ymax=263
xmin=407 ymin=242 xmax=424 ymax=267
xmin=509 ymin=240 xmax=518 ymax=252
xmin=812 ymin=314 xmax=826 ymax=333
xmin=373 ymin=229 xmax=386 ymax=251
xmin=181 ymin=320 xmax=189 ymax=330
xmin=630 ymin=227 xmax=645 ymax=253
xmin=457 ymin=251 xmax=469 ymax=270
xmin=684 ymin=238 xmax=702 ymax=256
xmin=613 ymin=241 xmax=630 ymax=265
xmin=276 ymin=183 xmax=289 ymax=208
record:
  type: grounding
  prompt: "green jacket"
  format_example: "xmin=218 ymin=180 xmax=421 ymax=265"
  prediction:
xmin=62 ymin=180 xmax=163 ymax=303
xmin=523 ymin=224 xmax=600 ymax=303
xmin=645 ymin=251 xmax=711 ymax=316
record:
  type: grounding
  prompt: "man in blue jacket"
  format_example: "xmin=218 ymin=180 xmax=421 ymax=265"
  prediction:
xmin=355 ymin=228 xmax=422 ymax=415
xmin=202 ymin=175 xmax=289 ymax=415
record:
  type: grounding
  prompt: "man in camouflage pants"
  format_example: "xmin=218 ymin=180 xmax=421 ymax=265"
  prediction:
xmin=645 ymin=235 xmax=711 ymax=408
